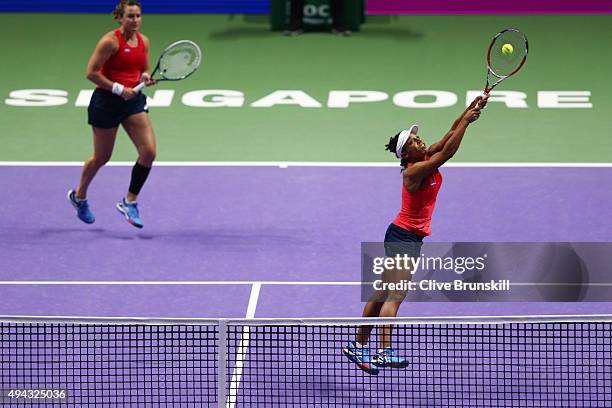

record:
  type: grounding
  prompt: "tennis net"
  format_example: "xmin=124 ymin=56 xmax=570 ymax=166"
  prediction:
xmin=1 ymin=315 xmax=611 ymax=407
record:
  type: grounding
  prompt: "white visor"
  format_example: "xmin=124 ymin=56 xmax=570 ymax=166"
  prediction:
xmin=395 ymin=124 xmax=419 ymax=158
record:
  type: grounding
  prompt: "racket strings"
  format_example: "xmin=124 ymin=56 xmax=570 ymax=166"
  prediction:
xmin=488 ymin=30 xmax=527 ymax=77
xmin=158 ymin=42 xmax=201 ymax=80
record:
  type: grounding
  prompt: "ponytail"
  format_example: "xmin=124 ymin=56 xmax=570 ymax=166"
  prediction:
xmin=385 ymin=132 xmax=408 ymax=168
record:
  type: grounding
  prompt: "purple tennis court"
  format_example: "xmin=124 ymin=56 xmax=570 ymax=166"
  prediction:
xmin=1 ymin=164 xmax=612 ymax=407
xmin=1 ymin=165 xmax=612 ymax=317
xmin=3 ymin=0 xmax=612 ymax=404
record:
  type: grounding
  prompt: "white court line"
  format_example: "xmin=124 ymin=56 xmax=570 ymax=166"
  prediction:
xmin=245 ymin=283 xmax=261 ymax=318
xmin=0 ymin=281 xmax=361 ymax=285
xmin=1 ymin=161 xmax=612 ymax=168
xmin=1 ymin=280 xmax=612 ymax=286
xmin=226 ymin=283 xmax=261 ymax=408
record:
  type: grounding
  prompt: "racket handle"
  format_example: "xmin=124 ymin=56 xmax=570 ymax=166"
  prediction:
xmin=477 ymin=91 xmax=490 ymax=109
xmin=133 ymin=81 xmax=146 ymax=92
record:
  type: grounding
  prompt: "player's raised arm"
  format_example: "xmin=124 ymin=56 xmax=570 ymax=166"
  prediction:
xmin=427 ymin=95 xmax=487 ymax=156
xmin=405 ymin=104 xmax=483 ymax=191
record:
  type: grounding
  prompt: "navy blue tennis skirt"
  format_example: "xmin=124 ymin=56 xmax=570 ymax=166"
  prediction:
xmin=384 ymin=223 xmax=424 ymax=258
xmin=88 ymin=88 xmax=148 ymax=129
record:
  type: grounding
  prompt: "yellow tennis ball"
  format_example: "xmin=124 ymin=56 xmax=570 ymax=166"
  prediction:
xmin=501 ymin=43 xmax=514 ymax=55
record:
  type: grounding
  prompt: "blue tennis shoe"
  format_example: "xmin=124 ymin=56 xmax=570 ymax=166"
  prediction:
xmin=116 ymin=198 xmax=143 ymax=228
xmin=67 ymin=189 xmax=95 ymax=224
xmin=342 ymin=342 xmax=379 ymax=375
xmin=372 ymin=347 xmax=409 ymax=368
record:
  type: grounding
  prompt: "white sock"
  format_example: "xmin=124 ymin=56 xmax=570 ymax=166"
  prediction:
xmin=355 ymin=342 xmax=365 ymax=348
xmin=125 ymin=198 xmax=137 ymax=204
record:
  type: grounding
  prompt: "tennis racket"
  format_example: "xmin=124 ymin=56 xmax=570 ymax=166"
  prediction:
xmin=134 ymin=40 xmax=202 ymax=92
xmin=483 ymin=28 xmax=528 ymax=95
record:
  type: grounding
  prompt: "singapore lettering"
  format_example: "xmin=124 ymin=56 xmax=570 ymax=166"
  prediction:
xmin=5 ymin=89 xmax=593 ymax=109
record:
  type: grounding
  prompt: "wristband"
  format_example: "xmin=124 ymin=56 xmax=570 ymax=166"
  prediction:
xmin=111 ymin=82 xmax=125 ymax=96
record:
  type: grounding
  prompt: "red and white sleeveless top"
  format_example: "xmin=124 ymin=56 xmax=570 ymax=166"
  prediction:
xmin=392 ymin=159 xmax=443 ymax=237
xmin=99 ymin=29 xmax=146 ymax=89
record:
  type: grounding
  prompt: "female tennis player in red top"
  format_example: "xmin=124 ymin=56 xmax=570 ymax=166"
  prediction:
xmin=343 ymin=95 xmax=488 ymax=375
xmin=68 ymin=0 xmax=155 ymax=228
